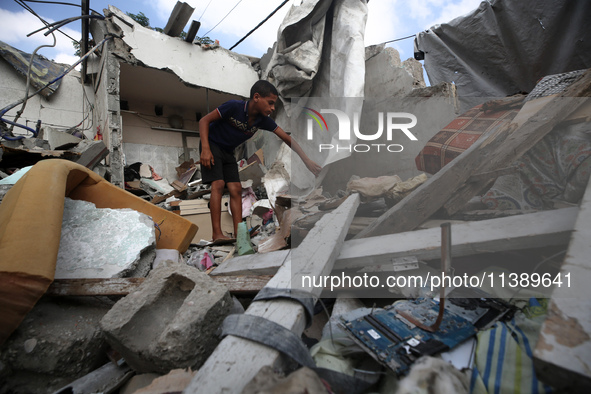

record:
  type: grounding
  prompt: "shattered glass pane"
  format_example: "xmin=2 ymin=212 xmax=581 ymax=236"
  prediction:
xmin=55 ymin=198 xmax=156 ymax=279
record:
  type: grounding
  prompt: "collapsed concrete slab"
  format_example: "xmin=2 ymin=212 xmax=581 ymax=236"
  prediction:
xmin=55 ymin=198 xmax=156 ymax=279
xmin=100 ymin=262 xmax=233 ymax=373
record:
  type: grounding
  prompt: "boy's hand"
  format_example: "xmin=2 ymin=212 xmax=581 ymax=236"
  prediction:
xmin=304 ymin=158 xmax=322 ymax=176
xmin=200 ymin=148 xmax=214 ymax=169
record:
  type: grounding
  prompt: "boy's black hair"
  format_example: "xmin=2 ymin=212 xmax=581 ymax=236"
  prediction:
xmin=250 ymin=80 xmax=278 ymax=99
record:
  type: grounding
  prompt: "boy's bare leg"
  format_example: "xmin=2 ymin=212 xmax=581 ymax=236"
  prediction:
xmin=209 ymin=180 xmax=229 ymax=241
xmin=227 ymin=181 xmax=242 ymax=237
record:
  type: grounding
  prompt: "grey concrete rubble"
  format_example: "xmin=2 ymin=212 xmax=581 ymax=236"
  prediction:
xmin=55 ymin=198 xmax=156 ymax=279
xmin=0 ymin=297 xmax=115 ymax=394
xmin=100 ymin=261 xmax=233 ymax=373
xmin=1 ymin=0 xmax=590 ymax=392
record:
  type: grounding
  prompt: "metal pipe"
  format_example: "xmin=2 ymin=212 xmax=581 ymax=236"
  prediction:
xmin=399 ymin=222 xmax=451 ymax=333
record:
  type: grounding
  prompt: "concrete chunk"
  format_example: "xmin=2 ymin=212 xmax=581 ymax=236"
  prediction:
xmin=100 ymin=262 xmax=233 ymax=373
xmin=0 ymin=297 xmax=113 ymax=393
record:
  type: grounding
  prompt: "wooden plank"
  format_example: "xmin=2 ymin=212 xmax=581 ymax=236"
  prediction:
xmin=184 ymin=194 xmax=360 ymax=394
xmin=47 ymin=278 xmax=145 ymax=296
xmin=353 ymin=122 xmax=511 ymax=239
xmin=211 ymin=208 xmax=577 ymax=277
xmin=211 ymin=275 xmax=272 ymax=294
xmin=179 ymin=199 xmax=209 ymax=208
xmin=210 ymin=250 xmax=290 ymax=276
xmin=534 ymin=173 xmax=591 ymax=391
xmin=179 ymin=207 xmax=211 ymax=215
xmin=46 ymin=275 xmax=273 ymax=296
xmin=336 ymin=207 xmax=577 ymax=271
xmin=354 ymin=70 xmax=591 ymax=239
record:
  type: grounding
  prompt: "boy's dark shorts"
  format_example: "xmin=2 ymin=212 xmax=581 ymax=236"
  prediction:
xmin=199 ymin=141 xmax=241 ymax=184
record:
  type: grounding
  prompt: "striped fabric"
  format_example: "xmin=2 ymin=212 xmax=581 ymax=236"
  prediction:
xmin=470 ymin=299 xmax=553 ymax=394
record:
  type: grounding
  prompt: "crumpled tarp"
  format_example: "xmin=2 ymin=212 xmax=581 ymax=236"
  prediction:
xmin=414 ymin=0 xmax=591 ymax=101
xmin=0 ymin=40 xmax=67 ymax=98
xmin=255 ymin=0 xmax=368 ymax=193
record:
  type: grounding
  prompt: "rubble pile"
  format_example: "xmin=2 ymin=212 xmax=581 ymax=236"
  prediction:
xmin=1 ymin=0 xmax=590 ymax=392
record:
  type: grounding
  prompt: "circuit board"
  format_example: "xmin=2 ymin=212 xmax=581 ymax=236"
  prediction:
xmin=340 ymin=298 xmax=478 ymax=375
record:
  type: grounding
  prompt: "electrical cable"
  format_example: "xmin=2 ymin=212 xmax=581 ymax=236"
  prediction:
xmin=202 ymin=0 xmax=245 ymax=37
xmin=9 ymin=15 xmax=57 ymax=133
xmin=509 ymin=249 xmax=567 ymax=302
xmin=381 ymin=34 xmax=415 ymax=45
xmin=14 ymin=0 xmax=79 ymax=43
xmin=43 ymin=14 xmax=104 ymax=37
xmin=20 ymin=0 xmax=101 ymax=14
xmin=230 ymin=0 xmax=289 ymax=50
xmin=197 ymin=0 xmax=213 ymax=22
xmin=0 ymin=35 xmax=113 ymax=140
xmin=26 ymin=14 xmax=103 ymax=37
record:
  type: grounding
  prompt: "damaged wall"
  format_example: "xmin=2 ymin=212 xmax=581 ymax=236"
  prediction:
xmin=88 ymin=6 xmax=261 ymax=186
xmin=321 ymin=46 xmax=459 ymax=194
xmin=120 ymin=99 xmax=200 ymax=182
xmin=0 ymin=55 xmax=94 ymax=140
xmin=117 ymin=62 xmax=239 ymax=183
xmin=87 ymin=16 xmax=125 ymax=187
xmin=107 ymin=6 xmax=259 ymax=99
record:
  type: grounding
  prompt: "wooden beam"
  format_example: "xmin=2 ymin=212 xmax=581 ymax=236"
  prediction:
xmin=210 ymin=250 xmax=290 ymax=276
xmin=336 ymin=207 xmax=577 ymax=271
xmin=534 ymin=173 xmax=591 ymax=391
xmin=467 ymin=166 xmax=516 ymax=184
xmin=46 ymin=275 xmax=273 ymax=296
xmin=444 ymin=71 xmax=591 ymax=216
xmin=210 ymin=208 xmax=577 ymax=277
xmin=184 ymin=194 xmax=360 ymax=393
xmin=354 ymin=70 xmax=591 ymax=238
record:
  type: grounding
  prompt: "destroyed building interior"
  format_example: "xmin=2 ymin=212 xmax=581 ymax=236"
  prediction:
xmin=1 ymin=0 xmax=590 ymax=393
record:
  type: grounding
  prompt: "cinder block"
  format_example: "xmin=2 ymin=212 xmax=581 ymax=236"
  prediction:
xmin=100 ymin=262 xmax=232 ymax=373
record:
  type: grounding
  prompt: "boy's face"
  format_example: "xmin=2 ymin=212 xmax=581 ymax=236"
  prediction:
xmin=253 ymin=93 xmax=278 ymax=117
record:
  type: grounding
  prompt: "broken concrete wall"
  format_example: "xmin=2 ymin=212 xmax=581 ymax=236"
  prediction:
xmin=107 ymin=6 xmax=259 ymax=98
xmin=321 ymin=47 xmax=459 ymax=194
xmin=364 ymin=46 xmax=418 ymax=98
xmin=0 ymin=55 xmax=94 ymax=140
xmin=89 ymin=6 xmax=260 ymax=186
xmin=86 ymin=17 xmax=125 ymax=187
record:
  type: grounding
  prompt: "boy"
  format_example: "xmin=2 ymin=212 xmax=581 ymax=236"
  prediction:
xmin=199 ymin=80 xmax=322 ymax=242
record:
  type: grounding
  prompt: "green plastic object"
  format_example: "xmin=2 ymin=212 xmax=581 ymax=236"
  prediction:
xmin=236 ymin=221 xmax=255 ymax=256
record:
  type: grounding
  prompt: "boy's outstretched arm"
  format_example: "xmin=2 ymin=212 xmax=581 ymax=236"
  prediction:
xmin=273 ymin=127 xmax=322 ymax=176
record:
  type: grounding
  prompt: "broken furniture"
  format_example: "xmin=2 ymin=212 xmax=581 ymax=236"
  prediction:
xmin=0 ymin=159 xmax=197 ymax=345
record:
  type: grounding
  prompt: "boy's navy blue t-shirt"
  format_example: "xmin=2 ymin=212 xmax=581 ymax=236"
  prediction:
xmin=208 ymin=100 xmax=278 ymax=152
